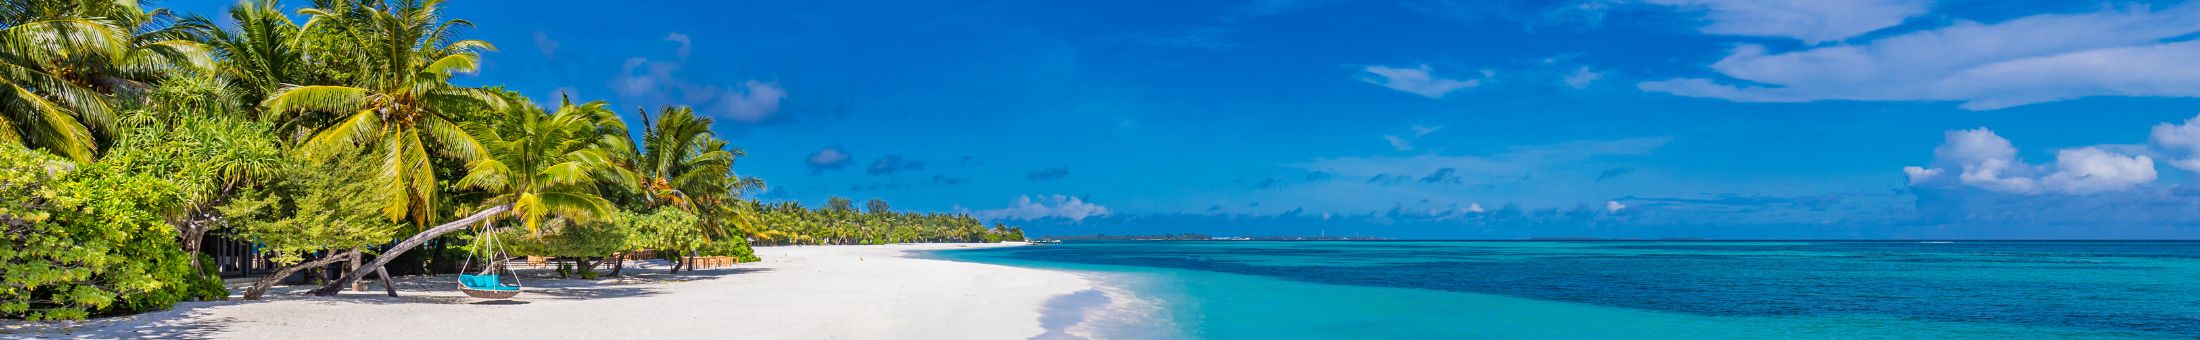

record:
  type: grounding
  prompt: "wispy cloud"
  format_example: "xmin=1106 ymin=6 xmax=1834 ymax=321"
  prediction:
xmin=969 ymin=195 xmax=1111 ymax=222
xmin=2149 ymin=114 xmax=2200 ymax=173
xmin=1642 ymin=0 xmax=1929 ymax=43
xmin=1562 ymin=66 xmax=1602 ymax=89
xmin=665 ymin=32 xmax=692 ymax=58
xmin=1383 ymin=135 xmax=1415 ymax=151
xmin=806 ymin=146 xmax=852 ymax=175
xmin=1594 ymin=167 xmax=1634 ymax=181
xmin=532 ymin=32 xmax=558 ymax=59
xmin=609 ymin=34 xmax=788 ymax=123
xmin=867 ymin=155 xmax=925 ymax=176
xmin=1640 ymin=3 xmax=2200 ymax=110
xmin=1358 ymin=64 xmax=1482 ymax=98
xmin=1412 ymin=124 xmax=1444 ymax=137
xmin=1385 ymin=124 xmax=1445 ymax=151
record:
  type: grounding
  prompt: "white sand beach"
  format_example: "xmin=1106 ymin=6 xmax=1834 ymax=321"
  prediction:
xmin=4 ymin=243 xmax=1098 ymax=339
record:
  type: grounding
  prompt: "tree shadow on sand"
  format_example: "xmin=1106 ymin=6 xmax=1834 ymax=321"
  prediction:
xmin=1 ymin=303 xmax=241 ymax=340
xmin=3 ymin=263 xmax=773 ymax=338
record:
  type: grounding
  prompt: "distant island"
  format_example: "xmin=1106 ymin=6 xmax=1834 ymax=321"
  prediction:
xmin=1040 ymin=233 xmax=1389 ymax=241
xmin=1528 ymin=237 xmax=1710 ymax=241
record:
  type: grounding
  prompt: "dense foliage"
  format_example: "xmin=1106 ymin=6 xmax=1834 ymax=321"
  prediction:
xmin=0 ymin=0 xmax=1026 ymax=320
xmin=0 ymin=145 xmax=222 ymax=320
xmin=217 ymin=155 xmax=400 ymax=266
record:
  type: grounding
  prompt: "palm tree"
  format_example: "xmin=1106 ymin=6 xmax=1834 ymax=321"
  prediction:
xmin=625 ymin=106 xmax=736 ymax=210
xmin=0 ymin=0 xmax=213 ymax=161
xmin=260 ymin=0 xmax=500 ymax=224
xmin=198 ymin=0 xmax=309 ymax=110
xmin=456 ymin=92 xmax=616 ymax=234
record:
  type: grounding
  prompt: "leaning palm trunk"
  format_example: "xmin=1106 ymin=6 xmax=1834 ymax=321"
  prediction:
xmin=307 ymin=205 xmax=510 ymax=296
xmin=244 ymin=250 xmax=360 ymax=300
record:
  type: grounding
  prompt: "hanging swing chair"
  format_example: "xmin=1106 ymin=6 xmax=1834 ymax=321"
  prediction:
xmin=457 ymin=221 xmax=523 ymax=299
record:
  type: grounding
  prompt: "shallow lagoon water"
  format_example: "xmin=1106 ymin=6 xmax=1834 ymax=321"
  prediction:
xmin=933 ymin=241 xmax=2200 ymax=339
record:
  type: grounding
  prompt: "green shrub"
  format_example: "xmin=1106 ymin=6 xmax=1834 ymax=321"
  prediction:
xmin=188 ymin=254 xmax=230 ymax=301
xmin=0 ymin=145 xmax=212 ymax=320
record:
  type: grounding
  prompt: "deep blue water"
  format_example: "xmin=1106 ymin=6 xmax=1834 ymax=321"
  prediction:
xmin=933 ymin=241 xmax=2200 ymax=339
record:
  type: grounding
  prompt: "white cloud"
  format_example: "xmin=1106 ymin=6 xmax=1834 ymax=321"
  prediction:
xmin=1385 ymin=124 xmax=1448 ymax=151
xmin=807 ymin=148 xmax=848 ymax=165
xmin=1643 ymin=0 xmax=1929 ymax=43
xmin=1901 ymin=166 xmax=1941 ymax=184
xmin=973 ymin=195 xmax=1111 ymax=222
xmin=1466 ymin=202 xmax=1485 ymax=213
xmin=1606 ymin=200 xmax=1626 ymax=212
xmin=2041 ymin=147 xmax=2156 ymax=195
xmin=706 ymin=81 xmax=786 ymax=123
xmin=609 ymin=51 xmax=786 ymax=123
xmin=665 ymin=32 xmax=692 ymax=58
xmin=2148 ymin=113 xmax=2200 ymax=173
xmin=1935 ymin=128 xmax=2035 ymax=193
xmin=1907 ymin=128 xmax=2155 ymax=195
xmin=1562 ymin=66 xmax=1602 ymax=89
xmin=806 ymin=147 xmax=851 ymax=174
xmin=1641 ymin=3 xmax=2200 ymax=110
xmin=1358 ymin=64 xmax=1480 ymax=98
xmin=1382 ymin=135 xmax=1413 ymax=151
xmin=1411 ymin=124 xmax=1444 ymax=137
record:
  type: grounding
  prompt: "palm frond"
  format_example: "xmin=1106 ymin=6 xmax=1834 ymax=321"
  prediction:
xmin=297 ymin=108 xmax=380 ymax=161
xmin=262 ymin=85 xmax=369 ymax=120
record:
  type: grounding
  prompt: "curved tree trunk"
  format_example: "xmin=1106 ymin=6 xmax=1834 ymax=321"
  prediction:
xmin=176 ymin=217 xmax=212 ymax=271
xmin=667 ymin=254 xmax=681 ymax=274
xmin=307 ymin=205 xmax=510 ymax=296
xmin=244 ymin=250 xmax=359 ymax=300
xmin=609 ymin=251 xmax=627 ymax=277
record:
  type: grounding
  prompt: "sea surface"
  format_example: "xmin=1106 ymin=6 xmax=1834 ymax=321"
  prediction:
xmin=929 ymin=241 xmax=2200 ymax=339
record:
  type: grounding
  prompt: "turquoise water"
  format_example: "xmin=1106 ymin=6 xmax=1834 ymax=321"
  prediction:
xmin=931 ymin=241 xmax=2200 ymax=339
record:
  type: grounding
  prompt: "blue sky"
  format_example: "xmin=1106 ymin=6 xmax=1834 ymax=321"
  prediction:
xmin=184 ymin=0 xmax=2200 ymax=239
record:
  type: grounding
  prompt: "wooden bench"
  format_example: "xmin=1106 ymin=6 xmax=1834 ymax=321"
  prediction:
xmin=686 ymin=256 xmax=739 ymax=269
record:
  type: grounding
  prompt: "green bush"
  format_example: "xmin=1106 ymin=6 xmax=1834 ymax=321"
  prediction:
xmin=188 ymin=254 xmax=230 ymax=302
xmin=0 ymin=145 xmax=216 ymax=320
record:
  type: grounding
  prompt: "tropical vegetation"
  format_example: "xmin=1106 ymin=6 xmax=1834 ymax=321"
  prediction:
xmin=0 ymin=0 xmax=1025 ymax=321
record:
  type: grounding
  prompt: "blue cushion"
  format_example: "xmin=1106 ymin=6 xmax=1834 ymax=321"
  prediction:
xmin=461 ymin=274 xmax=518 ymax=291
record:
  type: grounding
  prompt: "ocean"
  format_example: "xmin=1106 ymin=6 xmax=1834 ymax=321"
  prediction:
xmin=929 ymin=241 xmax=2200 ymax=339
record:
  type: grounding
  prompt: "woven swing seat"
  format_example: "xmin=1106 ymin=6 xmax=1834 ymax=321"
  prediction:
xmin=458 ymin=221 xmax=524 ymax=300
xmin=459 ymin=285 xmax=521 ymax=299
xmin=458 ymin=273 xmax=521 ymax=299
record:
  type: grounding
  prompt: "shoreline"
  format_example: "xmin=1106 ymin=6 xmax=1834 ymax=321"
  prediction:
xmin=4 ymin=243 xmax=1104 ymax=339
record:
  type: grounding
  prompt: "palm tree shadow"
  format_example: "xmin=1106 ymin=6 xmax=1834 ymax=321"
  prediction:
xmin=2 ymin=303 xmax=242 ymax=340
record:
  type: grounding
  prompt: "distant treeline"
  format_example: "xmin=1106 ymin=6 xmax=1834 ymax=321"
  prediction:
xmin=739 ymin=197 xmax=1028 ymax=245
xmin=1040 ymin=234 xmax=1388 ymax=241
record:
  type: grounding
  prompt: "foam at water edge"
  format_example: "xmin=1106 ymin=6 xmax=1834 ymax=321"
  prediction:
xmin=1033 ymin=271 xmax=1183 ymax=339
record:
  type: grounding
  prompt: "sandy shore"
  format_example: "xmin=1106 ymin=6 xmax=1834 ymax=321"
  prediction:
xmin=3 ymin=243 xmax=1097 ymax=339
